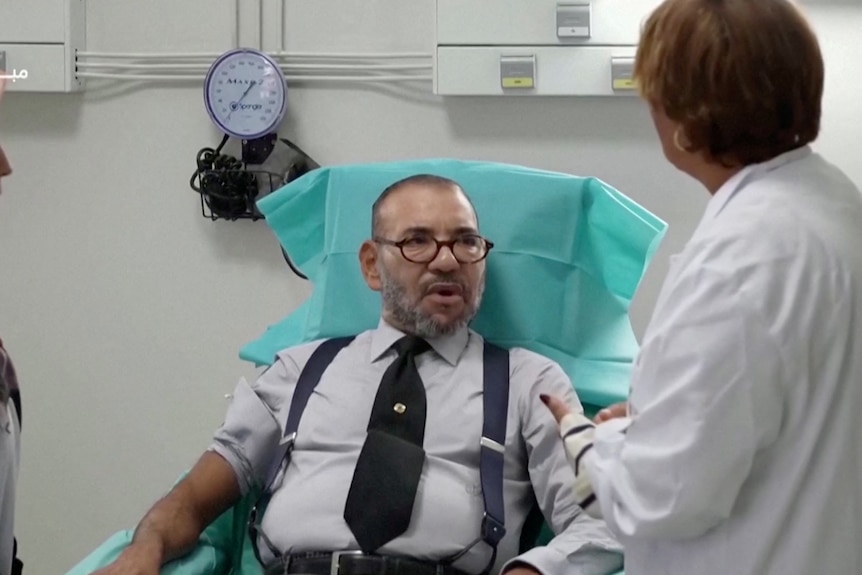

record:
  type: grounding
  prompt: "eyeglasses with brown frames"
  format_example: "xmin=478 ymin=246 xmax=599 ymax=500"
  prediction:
xmin=373 ymin=233 xmax=494 ymax=264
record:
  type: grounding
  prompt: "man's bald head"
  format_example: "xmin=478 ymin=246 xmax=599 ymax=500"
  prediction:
xmin=371 ymin=174 xmax=477 ymax=237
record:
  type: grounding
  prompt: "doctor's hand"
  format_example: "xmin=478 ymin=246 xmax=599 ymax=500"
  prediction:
xmin=540 ymin=393 xmax=573 ymax=425
xmin=542 ymin=393 xmax=627 ymax=425
xmin=593 ymin=402 xmax=628 ymax=424
xmin=539 ymin=394 xmax=603 ymax=518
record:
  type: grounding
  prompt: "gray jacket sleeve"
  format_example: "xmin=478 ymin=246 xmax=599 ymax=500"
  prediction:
xmin=503 ymin=350 xmax=624 ymax=575
xmin=208 ymin=356 xmax=301 ymax=496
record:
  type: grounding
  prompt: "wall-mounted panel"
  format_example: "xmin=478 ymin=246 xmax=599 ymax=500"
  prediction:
xmin=0 ymin=0 xmax=85 ymax=92
xmin=436 ymin=0 xmax=661 ymax=47
xmin=436 ymin=46 xmax=637 ymax=96
xmin=435 ymin=0 xmax=657 ymax=96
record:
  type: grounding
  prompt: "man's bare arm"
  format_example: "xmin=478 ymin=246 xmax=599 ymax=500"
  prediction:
xmin=93 ymin=451 xmax=241 ymax=574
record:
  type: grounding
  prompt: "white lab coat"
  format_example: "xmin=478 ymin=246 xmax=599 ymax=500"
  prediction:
xmin=586 ymin=146 xmax=862 ymax=575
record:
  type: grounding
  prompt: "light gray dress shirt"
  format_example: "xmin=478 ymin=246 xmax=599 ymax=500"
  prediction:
xmin=210 ymin=319 xmax=623 ymax=575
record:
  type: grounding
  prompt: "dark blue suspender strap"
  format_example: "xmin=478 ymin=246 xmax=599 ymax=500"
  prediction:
xmin=266 ymin=336 xmax=357 ymax=487
xmin=479 ymin=341 xmax=510 ymax=573
xmin=249 ymin=336 xmax=356 ymax=566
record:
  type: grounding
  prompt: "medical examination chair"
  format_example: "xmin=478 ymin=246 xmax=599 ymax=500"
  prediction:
xmin=66 ymin=158 xmax=666 ymax=575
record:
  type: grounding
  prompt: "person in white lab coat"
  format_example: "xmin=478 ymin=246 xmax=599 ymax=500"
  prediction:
xmin=542 ymin=0 xmax=862 ymax=574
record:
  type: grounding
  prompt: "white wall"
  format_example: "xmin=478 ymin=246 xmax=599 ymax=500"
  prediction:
xmin=0 ymin=1 xmax=858 ymax=573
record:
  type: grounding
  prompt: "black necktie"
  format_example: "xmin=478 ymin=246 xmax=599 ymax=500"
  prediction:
xmin=344 ymin=335 xmax=431 ymax=552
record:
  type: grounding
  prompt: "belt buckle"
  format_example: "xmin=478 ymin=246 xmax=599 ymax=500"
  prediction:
xmin=330 ymin=550 xmax=365 ymax=575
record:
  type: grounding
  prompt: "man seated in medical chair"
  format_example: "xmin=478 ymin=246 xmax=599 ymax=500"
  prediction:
xmin=93 ymin=174 xmax=623 ymax=575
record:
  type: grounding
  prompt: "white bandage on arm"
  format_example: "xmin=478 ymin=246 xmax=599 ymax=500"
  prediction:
xmin=558 ymin=412 xmax=602 ymax=518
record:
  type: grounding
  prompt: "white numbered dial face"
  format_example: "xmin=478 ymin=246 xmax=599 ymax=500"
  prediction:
xmin=204 ymin=49 xmax=287 ymax=140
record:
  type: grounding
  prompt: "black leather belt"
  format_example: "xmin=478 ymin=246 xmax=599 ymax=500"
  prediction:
xmin=265 ymin=551 xmax=470 ymax=575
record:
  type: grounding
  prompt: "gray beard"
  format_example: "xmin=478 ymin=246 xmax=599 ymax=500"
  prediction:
xmin=378 ymin=265 xmax=483 ymax=339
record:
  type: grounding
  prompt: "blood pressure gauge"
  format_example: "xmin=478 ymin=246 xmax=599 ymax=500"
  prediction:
xmin=203 ymin=48 xmax=288 ymax=140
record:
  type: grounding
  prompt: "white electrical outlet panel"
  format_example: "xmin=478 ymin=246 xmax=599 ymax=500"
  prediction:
xmin=0 ymin=0 xmax=86 ymax=92
xmin=435 ymin=0 xmax=660 ymax=96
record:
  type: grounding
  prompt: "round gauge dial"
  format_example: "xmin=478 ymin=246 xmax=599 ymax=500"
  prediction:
xmin=203 ymin=48 xmax=287 ymax=140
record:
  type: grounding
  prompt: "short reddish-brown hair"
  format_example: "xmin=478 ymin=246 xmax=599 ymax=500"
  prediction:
xmin=634 ymin=0 xmax=824 ymax=167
